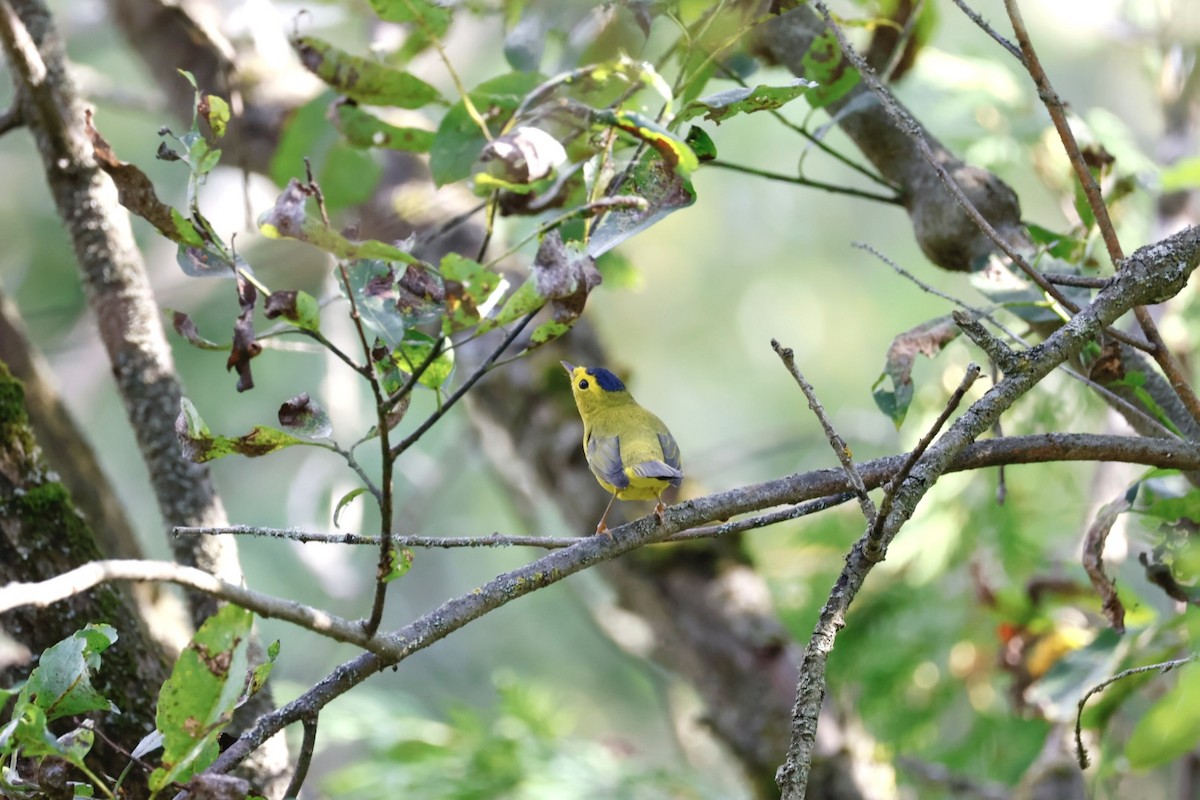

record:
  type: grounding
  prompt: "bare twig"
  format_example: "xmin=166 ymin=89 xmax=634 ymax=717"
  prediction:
xmin=283 ymin=714 xmax=319 ymax=800
xmin=867 ymin=363 xmax=981 ymax=559
xmin=772 ymin=339 xmax=878 ymax=525
xmin=1074 ymin=655 xmax=1198 ymax=769
xmin=708 ymin=160 xmax=902 ymax=205
xmin=951 ymin=0 xmax=1023 ymax=61
xmin=390 ymin=311 xmax=538 ymax=459
xmin=1043 ymin=273 xmax=1113 ymax=289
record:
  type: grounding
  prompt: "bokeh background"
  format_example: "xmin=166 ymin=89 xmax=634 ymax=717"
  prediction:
xmin=2 ymin=0 xmax=1197 ymax=796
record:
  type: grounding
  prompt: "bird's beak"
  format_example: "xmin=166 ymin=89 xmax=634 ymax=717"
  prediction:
xmin=560 ymin=361 xmax=576 ymax=374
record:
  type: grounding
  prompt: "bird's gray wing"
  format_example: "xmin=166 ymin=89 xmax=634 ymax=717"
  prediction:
xmin=586 ymin=431 xmax=629 ymax=489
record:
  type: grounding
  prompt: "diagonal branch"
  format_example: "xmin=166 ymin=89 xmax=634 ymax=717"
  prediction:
xmin=777 ymin=225 xmax=1200 ymax=798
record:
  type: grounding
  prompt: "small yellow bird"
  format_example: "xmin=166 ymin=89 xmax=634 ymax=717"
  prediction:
xmin=562 ymin=361 xmax=683 ymax=535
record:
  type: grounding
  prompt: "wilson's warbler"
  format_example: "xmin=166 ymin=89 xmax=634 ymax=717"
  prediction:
xmin=562 ymin=361 xmax=683 ymax=535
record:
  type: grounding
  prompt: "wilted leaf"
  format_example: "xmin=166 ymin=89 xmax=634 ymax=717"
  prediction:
xmin=258 ymin=179 xmax=422 ymax=265
xmin=86 ymin=112 xmax=207 ymax=248
xmin=264 ymin=290 xmax=321 ymax=332
xmin=278 ymin=393 xmax=333 ymax=440
xmin=677 ymin=78 xmax=817 ymax=124
xmin=293 ymin=35 xmax=444 ymax=108
xmin=169 ymin=310 xmax=228 ymax=350
xmin=477 ymin=126 xmax=567 ymax=184
xmin=872 ymin=315 xmax=961 ymax=428
xmin=531 ymin=230 xmax=600 ymax=330
xmin=227 ymin=271 xmax=261 ymax=392
xmin=1082 ymin=491 xmax=1131 ymax=633
xmin=334 ymin=101 xmax=435 ymax=152
xmin=176 ymin=398 xmax=308 ymax=462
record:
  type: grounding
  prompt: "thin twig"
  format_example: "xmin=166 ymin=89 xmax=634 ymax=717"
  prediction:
xmin=951 ymin=0 xmax=1023 ymax=61
xmin=1004 ymin=0 xmax=1200 ymax=431
xmin=390 ymin=310 xmax=538 ymax=459
xmin=174 ymin=492 xmax=857 ymax=549
xmin=811 ymin=1 xmax=1154 ymax=356
xmin=772 ymin=339 xmax=878 ymax=525
xmin=855 ymin=241 xmax=1180 ymax=440
xmin=867 ymin=363 xmax=981 ymax=559
xmin=1074 ymin=655 xmax=1198 ymax=769
xmin=708 ymin=160 xmax=902 ymax=204
xmin=1042 ymin=272 xmax=1112 ymax=289
xmin=283 ymin=714 xmax=319 ymax=800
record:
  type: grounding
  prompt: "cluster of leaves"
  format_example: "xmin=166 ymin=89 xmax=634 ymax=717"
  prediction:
xmin=0 ymin=610 xmax=275 ymax=798
xmin=87 ymin=2 xmax=853 ymax=488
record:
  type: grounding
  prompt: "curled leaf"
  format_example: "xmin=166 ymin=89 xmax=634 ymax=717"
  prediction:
xmin=872 ymin=315 xmax=961 ymax=428
xmin=169 ymin=310 xmax=228 ymax=350
xmin=1083 ymin=492 xmax=1130 ymax=633
xmin=264 ymin=290 xmax=321 ymax=332
xmin=293 ymin=35 xmax=444 ymax=108
xmin=176 ymin=397 xmax=307 ymax=462
xmin=478 ymin=126 xmax=567 ymax=184
xmin=278 ymin=393 xmax=333 ymax=440
xmin=227 ymin=271 xmax=261 ymax=392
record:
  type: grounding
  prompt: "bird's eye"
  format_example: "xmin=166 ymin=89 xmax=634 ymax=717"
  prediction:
xmin=578 ymin=379 xmax=589 ymax=390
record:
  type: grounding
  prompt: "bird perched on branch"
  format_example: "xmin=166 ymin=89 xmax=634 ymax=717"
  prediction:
xmin=562 ymin=361 xmax=683 ymax=535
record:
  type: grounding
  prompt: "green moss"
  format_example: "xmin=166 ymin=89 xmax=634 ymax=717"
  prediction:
xmin=0 ymin=360 xmax=28 ymax=427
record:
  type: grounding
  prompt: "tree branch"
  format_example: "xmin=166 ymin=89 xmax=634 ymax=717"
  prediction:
xmin=777 ymin=224 xmax=1200 ymax=798
xmin=0 ymin=0 xmax=238 ymax=625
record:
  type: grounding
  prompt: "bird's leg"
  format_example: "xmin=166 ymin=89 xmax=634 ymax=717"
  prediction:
xmin=595 ymin=493 xmax=617 ymax=538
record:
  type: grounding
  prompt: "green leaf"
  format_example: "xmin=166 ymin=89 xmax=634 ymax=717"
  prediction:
xmin=801 ymin=28 xmax=860 ymax=109
xmin=202 ymin=94 xmax=230 ymax=139
xmin=367 ymin=0 xmax=452 ymax=32
xmin=1126 ymin=660 xmax=1200 ymax=768
xmin=376 ymin=331 xmax=455 ymax=391
xmin=440 ymin=253 xmax=504 ymax=331
xmin=293 ymin=36 xmax=444 ymax=108
xmin=591 ymin=109 xmax=699 ymax=177
xmin=20 ymin=625 xmax=119 ymax=722
xmin=684 ymin=126 xmax=717 ymax=162
xmin=270 ymin=93 xmax=339 ymax=188
xmin=334 ymin=487 xmax=368 ymax=528
xmin=1160 ymin=156 xmax=1200 ymax=192
xmin=176 ymin=397 xmax=309 ymax=463
xmin=383 ymin=547 xmax=415 ymax=583
xmin=430 ymin=71 xmax=545 ymax=186
xmin=150 ymin=604 xmax=254 ymax=792
xmin=587 ymin=148 xmax=695 ymax=257
xmin=249 ymin=641 xmax=281 ymax=698
xmin=317 ymin=142 xmax=385 ymax=212
xmin=1140 ymin=487 xmax=1200 ymax=522
xmin=1108 ymin=371 xmax=1184 ymax=436
xmin=677 ymin=78 xmax=816 ymax=123
xmin=1026 ymin=223 xmax=1087 ymax=261
xmin=334 ymin=102 xmax=435 ymax=152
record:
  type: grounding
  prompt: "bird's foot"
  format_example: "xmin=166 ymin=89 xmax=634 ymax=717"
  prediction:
xmin=654 ymin=501 xmax=667 ymax=525
xmin=594 ymin=521 xmax=613 ymax=540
